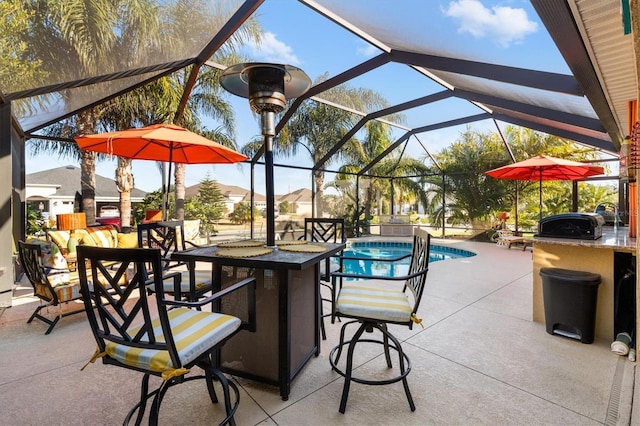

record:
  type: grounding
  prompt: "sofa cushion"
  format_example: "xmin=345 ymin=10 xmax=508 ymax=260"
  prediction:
xmin=85 ymin=225 xmax=118 ymax=248
xmin=47 ymin=230 xmax=69 ymax=254
xmin=48 ymin=229 xmax=92 ymax=253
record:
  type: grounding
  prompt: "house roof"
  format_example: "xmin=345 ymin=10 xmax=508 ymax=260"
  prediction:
xmin=278 ymin=188 xmax=312 ymax=203
xmin=27 ymin=165 xmax=147 ymax=199
xmin=243 ymin=192 xmax=266 ymax=202
xmin=185 ymin=182 xmax=256 ymax=199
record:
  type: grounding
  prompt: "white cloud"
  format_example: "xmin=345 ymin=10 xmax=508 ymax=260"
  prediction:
xmin=247 ymin=32 xmax=301 ymax=65
xmin=443 ymin=0 xmax=538 ymax=48
xmin=357 ymin=41 xmax=382 ymax=58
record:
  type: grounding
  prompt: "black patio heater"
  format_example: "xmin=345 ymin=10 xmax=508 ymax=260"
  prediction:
xmin=220 ymin=63 xmax=311 ymax=247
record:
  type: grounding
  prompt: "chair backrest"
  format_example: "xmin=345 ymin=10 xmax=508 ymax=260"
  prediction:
xmin=77 ymin=245 xmax=183 ymax=369
xmin=137 ymin=220 xmax=186 ymax=268
xmin=18 ymin=241 xmax=57 ymax=303
xmin=304 ymin=218 xmax=346 ymax=243
xmin=404 ymin=228 xmax=431 ymax=315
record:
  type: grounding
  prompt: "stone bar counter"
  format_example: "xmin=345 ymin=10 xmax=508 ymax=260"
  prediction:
xmin=532 ymin=226 xmax=636 ymax=341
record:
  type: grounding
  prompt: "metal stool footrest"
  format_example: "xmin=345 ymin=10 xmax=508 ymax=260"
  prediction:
xmin=123 ymin=373 xmax=240 ymax=426
xmin=329 ymin=320 xmax=415 ymax=413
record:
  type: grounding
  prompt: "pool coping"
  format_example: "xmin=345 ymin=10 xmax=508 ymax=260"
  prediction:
xmin=348 ymin=239 xmax=477 ymax=258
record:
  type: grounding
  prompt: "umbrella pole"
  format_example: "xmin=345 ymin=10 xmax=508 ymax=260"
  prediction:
xmin=539 ymin=170 xmax=542 ymax=223
xmin=166 ymin=161 xmax=172 ymax=221
xmin=514 ymin=181 xmax=519 ymax=232
xmin=158 ymin=162 xmax=168 ymax=221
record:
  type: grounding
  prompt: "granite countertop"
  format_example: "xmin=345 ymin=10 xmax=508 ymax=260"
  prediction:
xmin=534 ymin=226 xmax=636 ymax=252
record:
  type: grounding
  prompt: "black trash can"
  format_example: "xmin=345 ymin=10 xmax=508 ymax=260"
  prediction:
xmin=540 ymin=267 xmax=602 ymax=344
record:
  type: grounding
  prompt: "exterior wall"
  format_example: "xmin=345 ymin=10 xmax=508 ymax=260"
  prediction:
xmin=290 ymin=202 xmax=312 ymax=217
xmin=532 ymin=241 xmax=615 ymax=340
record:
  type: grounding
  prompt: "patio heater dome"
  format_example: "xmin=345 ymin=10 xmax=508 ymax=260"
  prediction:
xmin=220 ymin=63 xmax=310 ymax=111
xmin=220 ymin=63 xmax=311 ymax=246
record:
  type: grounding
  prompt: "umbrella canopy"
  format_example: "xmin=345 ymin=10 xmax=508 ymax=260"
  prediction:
xmin=75 ymin=123 xmax=248 ymax=164
xmin=485 ymin=155 xmax=604 ymax=181
xmin=75 ymin=123 xmax=248 ymax=220
xmin=485 ymin=155 xmax=604 ymax=221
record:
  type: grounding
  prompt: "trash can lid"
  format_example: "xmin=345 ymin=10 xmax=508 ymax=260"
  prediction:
xmin=539 ymin=267 xmax=601 ymax=284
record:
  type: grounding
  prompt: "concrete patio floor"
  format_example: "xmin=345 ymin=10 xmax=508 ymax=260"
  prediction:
xmin=1 ymin=238 xmax=637 ymax=425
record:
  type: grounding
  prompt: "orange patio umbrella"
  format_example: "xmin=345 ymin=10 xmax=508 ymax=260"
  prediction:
xmin=75 ymin=123 xmax=247 ymax=164
xmin=75 ymin=123 xmax=248 ymax=218
xmin=485 ymin=155 xmax=604 ymax=221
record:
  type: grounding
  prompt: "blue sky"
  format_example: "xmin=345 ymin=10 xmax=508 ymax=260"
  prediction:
xmin=26 ymin=0 xmax=584 ymax=195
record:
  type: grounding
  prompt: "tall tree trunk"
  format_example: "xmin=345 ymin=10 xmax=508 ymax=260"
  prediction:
xmin=314 ymin=170 xmax=324 ymax=217
xmin=80 ymin=150 xmax=97 ymax=225
xmin=175 ymin=163 xmax=186 ymax=220
xmin=77 ymin=110 xmax=97 ymax=225
xmin=116 ymin=157 xmax=133 ymax=232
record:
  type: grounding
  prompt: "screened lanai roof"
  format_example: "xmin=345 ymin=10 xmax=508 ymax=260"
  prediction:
xmin=2 ymin=0 xmax=635 ymax=171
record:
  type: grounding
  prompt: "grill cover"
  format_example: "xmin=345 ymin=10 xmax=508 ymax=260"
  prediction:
xmin=537 ymin=213 xmax=605 ymax=240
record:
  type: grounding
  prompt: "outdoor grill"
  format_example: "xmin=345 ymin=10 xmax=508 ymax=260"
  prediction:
xmin=536 ymin=212 xmax=605 ymax=240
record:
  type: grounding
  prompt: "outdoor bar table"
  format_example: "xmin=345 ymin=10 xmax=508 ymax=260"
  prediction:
xmin=171 ymin=241 xmax=346 ymax=400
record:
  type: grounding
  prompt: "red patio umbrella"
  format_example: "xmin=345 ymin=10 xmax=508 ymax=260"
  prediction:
xmin=75 ymin=123 xmax=248 ymax=219
xmin=485 ymin=155 xmax=604 ymax=221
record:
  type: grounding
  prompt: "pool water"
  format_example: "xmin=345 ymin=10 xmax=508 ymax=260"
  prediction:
xmin=341 ymin=241 xmax=475 ymax=279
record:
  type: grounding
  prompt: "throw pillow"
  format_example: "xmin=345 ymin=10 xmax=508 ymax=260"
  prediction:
xmin=117 ymin=233 xmax=139 ymax=249
xmin=25 ymin=237 xmax=69 ymax=270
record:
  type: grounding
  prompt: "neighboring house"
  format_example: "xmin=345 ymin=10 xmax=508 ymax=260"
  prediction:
xmin=185 ymin=181 xmax=313 ymax=217
xmin=26 ymin=165 xmax=147 ymax=223
xmin=185 ymin=182 xmax=266 ymax=215
xmin=277 ymin=188 xmax=312 ymax=217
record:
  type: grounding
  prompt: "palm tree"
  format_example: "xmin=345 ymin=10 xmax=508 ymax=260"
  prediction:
xmin=24 ymin=0 xmax=165 ymax=225
xmin=277 ymin=74 xmax=391 ymax=216
xmin=26 ymin=0 xmax=261 ymax=225
xmin=338 ymin=121 xmax=429 ymax=233
xmin=170 ymin=1 xmax=262 ymax=220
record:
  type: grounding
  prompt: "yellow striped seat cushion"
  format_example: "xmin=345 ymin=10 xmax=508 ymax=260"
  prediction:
xmin=159 ymin=270 xmax=212 ymax=294
xmin=336 ymin=284 xmax=412 ymax=322
xmin=34 ymin=280 xmax=81 ymax=302
xmin=105 ymin=308 xmax=241 ymax=372
xmin=55 ymin=282 xmax=82 ymax=302
xmin=45 ymin=270 xmax=128 ymax=301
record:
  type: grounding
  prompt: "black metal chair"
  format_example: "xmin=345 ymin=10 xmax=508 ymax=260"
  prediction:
xmin=329 ymin=228 xmax=430 ymax=413
xmin=302 ymin=218 xmax=346 ymax=340
xmin=137 ymin=220 xmax=212 ymax=301
xmin=77 ymin=245 xmax=256 ymax=426
xmin=18 ymin=240 xmax=85 ymax=334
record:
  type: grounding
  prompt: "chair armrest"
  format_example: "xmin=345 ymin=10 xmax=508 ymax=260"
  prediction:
xmin=163 ymin=277 xmax=257 ymax=332
xmin=184 ymin=240 xmax=203 ymax=249
xmin=148 ymin=270 xmax=183 ymax=296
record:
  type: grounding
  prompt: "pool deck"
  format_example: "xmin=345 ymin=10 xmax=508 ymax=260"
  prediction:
xmin=1 ymin=237 xmax=637 ymax=425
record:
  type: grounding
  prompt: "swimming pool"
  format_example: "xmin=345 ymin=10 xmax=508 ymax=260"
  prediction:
xmin=341 ymin=241 xmax=475 ymax=279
